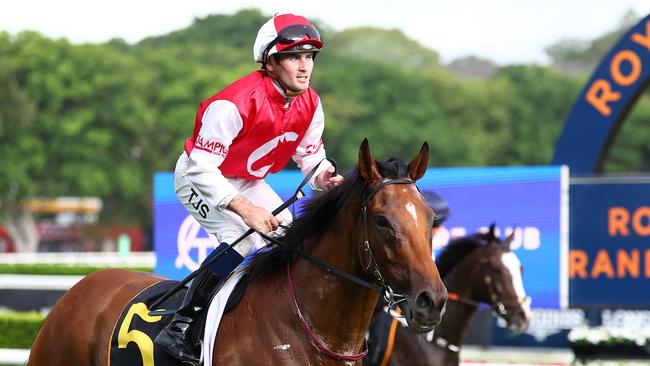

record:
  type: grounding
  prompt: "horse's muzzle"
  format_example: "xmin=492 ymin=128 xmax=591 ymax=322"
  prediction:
xmin=402 ymin=289 xmax=447 ymax=333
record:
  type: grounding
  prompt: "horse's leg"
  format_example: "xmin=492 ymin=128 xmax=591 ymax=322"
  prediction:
xmin=29 ymin=269 xmax=161 ymax=366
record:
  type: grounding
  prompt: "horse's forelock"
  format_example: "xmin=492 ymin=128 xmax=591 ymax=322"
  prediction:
xmin=376 ymin=157 xmax=409 ymax=179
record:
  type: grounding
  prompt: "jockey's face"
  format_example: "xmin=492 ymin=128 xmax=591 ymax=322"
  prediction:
xmin=268 ymin=52 xmax=315 ymax=96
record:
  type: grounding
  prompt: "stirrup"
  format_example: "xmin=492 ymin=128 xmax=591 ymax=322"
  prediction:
xmin=178 ymin=340 xmax=203 ymax=366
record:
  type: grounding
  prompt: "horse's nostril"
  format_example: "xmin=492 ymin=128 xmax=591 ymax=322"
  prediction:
xmin=415 ymin=292 xmax=434 ymax=310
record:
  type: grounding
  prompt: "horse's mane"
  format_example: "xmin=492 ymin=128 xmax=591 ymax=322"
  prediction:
xmin=240 ymin=157 xmax=409 ymax=285
xmin=435 ymin=232 xmax=493 ymax=278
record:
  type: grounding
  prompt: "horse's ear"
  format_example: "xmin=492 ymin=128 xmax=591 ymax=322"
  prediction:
xmin=487 ymin=223 xmax=497 ymax=242
xmin=504 ymin=227 xmax=516 ymax=251
xmin=358 ymin=138 xmax=381 ymax=184
xmin=408 ymin=142 xmax=429 ymax=181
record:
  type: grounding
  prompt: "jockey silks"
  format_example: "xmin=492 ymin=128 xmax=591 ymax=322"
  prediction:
xmin=179 ymin=70 xmax=330 ymax=212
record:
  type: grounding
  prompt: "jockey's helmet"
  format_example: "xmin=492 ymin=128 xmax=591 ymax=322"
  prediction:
xmin=422 ymin=190 xmax=450 ymax=226
xmin=253 ymin=14 xmax=323 ymax=67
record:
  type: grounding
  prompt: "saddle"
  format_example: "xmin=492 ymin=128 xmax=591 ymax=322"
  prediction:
xmin=108 ymin=279 xmax=246 ymax=366
xmin=109 ymin=281 xmax=193 ymax=366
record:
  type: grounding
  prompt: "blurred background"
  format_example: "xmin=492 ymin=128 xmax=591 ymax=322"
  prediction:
xmin=1 ymin=1 xmax=649 ymax=365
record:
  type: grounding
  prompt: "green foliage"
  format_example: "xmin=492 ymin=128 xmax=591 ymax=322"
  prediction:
xmin=0 ymin=264 xmax=153 ymax=275
xmin=0 ymin=311 xmax=44 ymax=348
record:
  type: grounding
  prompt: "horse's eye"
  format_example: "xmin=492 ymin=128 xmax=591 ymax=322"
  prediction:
xmin=374 ymin=215 xmax=391 ymax=229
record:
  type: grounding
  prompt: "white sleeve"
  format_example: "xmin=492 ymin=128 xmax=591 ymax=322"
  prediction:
xmin=185 ymin=100 xmax=243 ymax=210
xmin=292 ymin=98 xmax=332 ymax=191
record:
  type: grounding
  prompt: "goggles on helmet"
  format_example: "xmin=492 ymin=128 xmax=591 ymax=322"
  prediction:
xmin=261 ymin=24 xmax=322 ymax=64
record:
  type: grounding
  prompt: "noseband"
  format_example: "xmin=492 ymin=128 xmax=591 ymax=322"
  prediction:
xmin=360 ymin=177 xmax=417 ymax=311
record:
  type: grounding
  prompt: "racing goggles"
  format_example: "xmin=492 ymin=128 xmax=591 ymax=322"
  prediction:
xmin=262 ymin=24 xmax=322 ymax=63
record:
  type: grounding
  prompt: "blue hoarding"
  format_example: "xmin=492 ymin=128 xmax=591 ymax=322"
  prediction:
xmin=569 ymin=179 xmax=650 ymax=308
xmin=154 ymin=166 xmax=567 ymax=308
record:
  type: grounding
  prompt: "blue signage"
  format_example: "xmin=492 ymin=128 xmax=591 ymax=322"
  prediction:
xmin=154 ymin=166 xmax=567 ymax=308
xmin=153 ymin=171 xmax=314 ymax=280
xmin=569 ymin=179 xmax=650 ymax=307
xmin=552 ymin=14 xmax=650 ymax=174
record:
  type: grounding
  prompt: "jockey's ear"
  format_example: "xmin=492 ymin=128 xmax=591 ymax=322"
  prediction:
xmin=358 ymin=138 xmax=381 ymax=184
xmin=408 ymin=142 xmax=429 ymax=181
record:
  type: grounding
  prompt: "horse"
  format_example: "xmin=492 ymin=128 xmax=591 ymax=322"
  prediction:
xmin=29 ymin=139 xmax=447 ymax=366
xmin=370 ymin=225 xmax=532 ymax=366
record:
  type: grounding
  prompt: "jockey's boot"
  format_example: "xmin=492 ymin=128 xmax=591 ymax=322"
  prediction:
xmin=155 ymin=243 xmax=244 ymax=366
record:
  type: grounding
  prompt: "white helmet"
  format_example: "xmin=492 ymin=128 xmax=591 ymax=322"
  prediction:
xmin=253 ymin=14 xmax=323 ymax=66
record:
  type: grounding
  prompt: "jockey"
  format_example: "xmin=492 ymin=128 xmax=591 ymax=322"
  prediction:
xmin=155 ymin=13 xmax=343 ymax=365
xmin=365 ymin=190 xmax=450 ymax=366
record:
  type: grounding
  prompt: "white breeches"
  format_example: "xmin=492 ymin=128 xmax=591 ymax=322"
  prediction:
xmin=174 ymin=171 xmax=293 ymax=258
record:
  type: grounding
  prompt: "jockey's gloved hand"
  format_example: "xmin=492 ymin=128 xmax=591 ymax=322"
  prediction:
xmin=316 ymin=166 xmax=343 ymax=191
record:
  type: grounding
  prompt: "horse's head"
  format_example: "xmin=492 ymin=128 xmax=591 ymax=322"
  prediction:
xmin=357 ymin=139 xmax=447 ymax=333
xmin=476 ymin=224 xmax=532 ymax=333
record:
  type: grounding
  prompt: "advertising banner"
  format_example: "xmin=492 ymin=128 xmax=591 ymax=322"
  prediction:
xmin=154 ymin=166 xmax=568 ymax=308
xmin=569 ymin=178 xmax=650 ymax=307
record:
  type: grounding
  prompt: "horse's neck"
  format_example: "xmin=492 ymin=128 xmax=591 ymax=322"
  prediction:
xmin=434 ymin=257 xmax=481 ymax=348
xmin=290 ymin=212 xmax=379 ymax=353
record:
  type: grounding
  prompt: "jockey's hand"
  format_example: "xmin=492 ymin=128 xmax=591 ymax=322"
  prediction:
xmin=227 ymin=195 xmax=280 ymax=234
xmin=315 ymin=166 xmax=344 ymax=191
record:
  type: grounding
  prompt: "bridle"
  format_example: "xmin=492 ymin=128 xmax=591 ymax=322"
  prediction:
xmin=277 ymin=176 xmax=418 ymax=361
xmin=359 ymin=177 xmax=416 ymax=310
xmin=446 ymin=246 xmax=531 ymax=319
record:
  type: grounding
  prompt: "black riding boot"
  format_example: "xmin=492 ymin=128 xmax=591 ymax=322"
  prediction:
xmin=155 ymin=269 xmax=221 ymax=365
xmin=155 ymin=243 xmax=244 ymax=365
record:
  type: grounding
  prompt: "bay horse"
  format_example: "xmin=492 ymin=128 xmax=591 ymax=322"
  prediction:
xmin=29 ymin=139 xmax=447 ymax=365
xmin=372 ymin=225 xmax=532 ymax=366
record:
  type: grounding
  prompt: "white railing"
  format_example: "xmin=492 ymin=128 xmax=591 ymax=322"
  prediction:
xmin=0 ymin=348 xmax=30 ymax=364
xmin=0 ymin=274 xmax=84 ymax=290
xmin=0 ymin=251 xmax=156 ymax=267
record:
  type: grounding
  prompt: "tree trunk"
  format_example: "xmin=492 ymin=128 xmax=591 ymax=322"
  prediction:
xmin=4 ymin=209 xmax=39 ymax=252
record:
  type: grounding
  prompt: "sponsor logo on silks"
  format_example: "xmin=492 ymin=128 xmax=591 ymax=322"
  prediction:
xmin=188 ymin=187 xmax=210 ymax=219
xmin=247 ymin=132 xmax=299 ymax=178
xmin=195 ymin=135 xmax=229 ymax=157
xmin=304 ymin=139 xmax=323 ymax=155
xmin=175 ymin=215 xmax=219 ymax=271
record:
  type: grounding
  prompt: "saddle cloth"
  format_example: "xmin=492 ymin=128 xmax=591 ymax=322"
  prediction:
xmin=108 ymin=271 xmax=243 ymax=366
